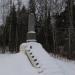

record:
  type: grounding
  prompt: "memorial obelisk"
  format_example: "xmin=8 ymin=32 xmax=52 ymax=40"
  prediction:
xmin=27 ymin=13 xmax=36 ymax=42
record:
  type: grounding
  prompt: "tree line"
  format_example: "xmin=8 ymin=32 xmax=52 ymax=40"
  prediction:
xmin=35 ymin=0 xmax=75 ymax=59
xmin=0 ymin=4 xmax=28 ymax=53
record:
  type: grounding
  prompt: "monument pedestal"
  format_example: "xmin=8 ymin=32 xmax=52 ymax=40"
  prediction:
xmin=27 ymin=31 xmax=36 ymax=42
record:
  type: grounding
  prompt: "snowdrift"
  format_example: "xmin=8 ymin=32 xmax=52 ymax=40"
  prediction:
xmin=0 ymin=42 xmax=75 ymax=75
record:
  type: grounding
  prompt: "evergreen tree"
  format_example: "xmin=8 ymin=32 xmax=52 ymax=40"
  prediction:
xmin=0 ymin=25 xmax=5 ymax=53
xmin=9 ymin=4 xmax=17 ymax=53
xmin=17 ymin=5 xmax=28 ymax=44
xmin=55 ymin=3 xmax=75 ymax=58
xmin=29 ymin=0 xmax=35 ymax=13
xmin=37 ymin=10 xmax=52 ymax=52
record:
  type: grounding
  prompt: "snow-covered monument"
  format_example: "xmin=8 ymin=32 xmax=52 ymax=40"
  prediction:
xmin=20 ymin=13 xmax=71 ymax=75
xmin=27 ymin=13 xmax=36 ymax=42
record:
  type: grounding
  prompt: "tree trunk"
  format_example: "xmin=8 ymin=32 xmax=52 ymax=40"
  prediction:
xmin=67 ymin=0 xmax=73 ymax=54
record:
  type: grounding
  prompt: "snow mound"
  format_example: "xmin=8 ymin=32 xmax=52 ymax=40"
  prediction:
xmin=20 ymin=42 xmax=75 ymax=75
xmin=0 ymin=42 xmax=75 ymax=75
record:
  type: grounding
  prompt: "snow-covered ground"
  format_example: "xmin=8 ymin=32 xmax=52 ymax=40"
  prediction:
xmin=0 ymin=42 xmax=75 ymax=75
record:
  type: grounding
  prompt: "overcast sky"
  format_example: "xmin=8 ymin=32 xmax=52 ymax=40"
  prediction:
xmin=22 ymin=0 xmax=29 ymax=8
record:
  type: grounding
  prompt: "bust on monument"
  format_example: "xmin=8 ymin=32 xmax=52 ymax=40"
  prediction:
xmin=27 ymin=13 xmax=36 ymax=42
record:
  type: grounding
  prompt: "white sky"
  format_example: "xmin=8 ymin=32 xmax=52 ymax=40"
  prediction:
xmin=22 ymin=0 xmax=29 ymax=8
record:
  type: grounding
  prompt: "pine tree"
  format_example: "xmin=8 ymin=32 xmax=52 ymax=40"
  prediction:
xmin=29 ymin=0 xmax=35 ymax=13
xmin=9 ymin=4 xmax=17 ymax=53
xmin=17 ymin=5 xmax=28 ymax=44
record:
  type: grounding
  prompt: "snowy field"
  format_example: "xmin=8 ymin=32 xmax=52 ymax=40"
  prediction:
xmin=0 ymin=42 xmax=75 ymax=75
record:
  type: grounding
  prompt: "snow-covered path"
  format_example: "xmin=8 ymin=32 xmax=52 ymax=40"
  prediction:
xmin=0 ymin=42 xmax=75 ymax=75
